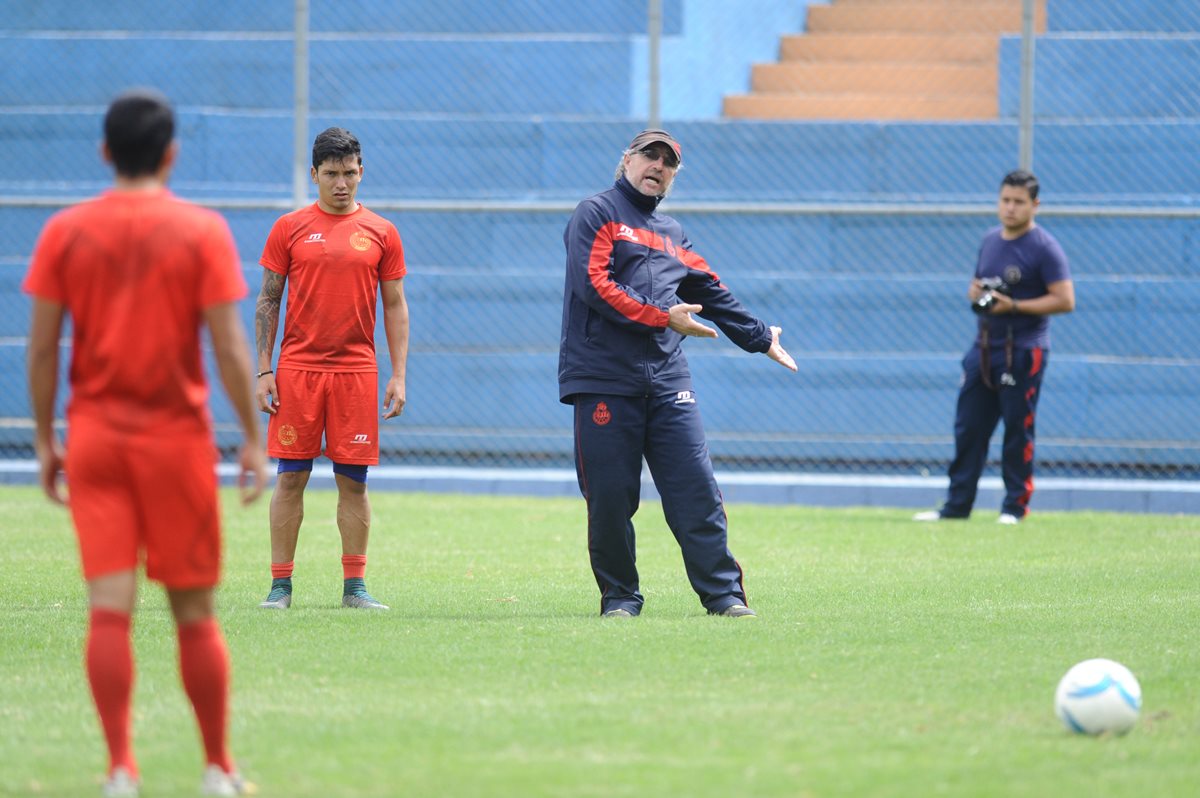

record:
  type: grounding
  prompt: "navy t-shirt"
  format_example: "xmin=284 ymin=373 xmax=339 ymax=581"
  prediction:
xmin=974 ymin=224 xmax=1070 ymax=349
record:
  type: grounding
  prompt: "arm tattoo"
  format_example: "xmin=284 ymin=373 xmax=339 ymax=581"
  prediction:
xmin=255 ymin=271 xmax=285 ymax=361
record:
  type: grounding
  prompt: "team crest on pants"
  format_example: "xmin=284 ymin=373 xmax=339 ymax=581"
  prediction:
xmin=278 ymin=424 xmax=298 ymax=446
xmin=592 ymin=402 xmax=611 ymax=426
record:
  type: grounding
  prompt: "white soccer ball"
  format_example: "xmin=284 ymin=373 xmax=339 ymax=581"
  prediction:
xmin=1054 ymin=658 xmax=1142 ymax=735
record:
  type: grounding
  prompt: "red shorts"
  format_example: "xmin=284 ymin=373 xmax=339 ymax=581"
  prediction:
xmin=268 ymin=368 xmax=379 ymax=465
xmin=65 ymin=421 xmax=222 ymax=588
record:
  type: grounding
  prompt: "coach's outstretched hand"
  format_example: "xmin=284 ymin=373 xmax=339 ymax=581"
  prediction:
xmin=668 ymin=303 xmax=718 ymax=338
xmin=766 ymin=326 xmax=797 ymax=372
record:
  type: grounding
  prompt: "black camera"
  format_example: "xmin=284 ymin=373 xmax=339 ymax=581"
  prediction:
xmin=971 ymin=276 xmax=1011 ymax=315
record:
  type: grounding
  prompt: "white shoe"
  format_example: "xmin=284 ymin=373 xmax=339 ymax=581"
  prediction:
xmin=200 ymin=764 xmax=255 ymax=796
xmin=912 ymin=510 xmax=942 ymax=522
xmin=997 ymin=513 xmax=1020 ymax=525
xmin=102 ymin=767 xmax=139 ymax=798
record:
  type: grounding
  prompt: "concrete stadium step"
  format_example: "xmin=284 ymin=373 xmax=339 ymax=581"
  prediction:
xmin=780 ymin=33 xmax=998 ymax=63
xmin=807 ymin=0 xmax=1045 ymax=34
xmin=728 ymin=1 xmax=1046 ymax=122
xmin=751 ymin=62 xmax=995 ymax=95
xmin=724 ymin=93 xmax=996 ymax=121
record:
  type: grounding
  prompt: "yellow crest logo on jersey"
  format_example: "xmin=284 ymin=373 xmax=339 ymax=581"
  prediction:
xmin=349 ymin=230 xmax=372 ymax=251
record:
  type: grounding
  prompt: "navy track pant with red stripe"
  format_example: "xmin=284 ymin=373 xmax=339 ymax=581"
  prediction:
xmin=941 ymin=345 xmax=1048 ymax=519
xmin=572 ymin=392 xmax=748 ymax=616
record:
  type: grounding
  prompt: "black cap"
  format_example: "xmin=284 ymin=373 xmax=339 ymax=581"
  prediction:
xmin=627 ymin=129 xmax=681 ymax=165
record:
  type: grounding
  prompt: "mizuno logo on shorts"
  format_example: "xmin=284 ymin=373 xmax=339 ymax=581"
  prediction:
xmin=350 ymin=434 xmax=370 ymax=444
xmin=674 ymin=391 xmax=695 ymax=404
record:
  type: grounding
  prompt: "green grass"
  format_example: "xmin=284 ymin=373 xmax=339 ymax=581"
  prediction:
xmin=1 ymin=485 xmax=1197 ymax=797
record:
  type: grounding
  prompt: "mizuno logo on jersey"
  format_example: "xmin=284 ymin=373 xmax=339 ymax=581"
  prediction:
xmin=306 ymin=233 xmax=324 ymax=243
xmin=616 ymin=224 xmax=639 ymax=242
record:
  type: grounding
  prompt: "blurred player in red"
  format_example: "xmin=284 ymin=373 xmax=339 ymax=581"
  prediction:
xmin=24 ymin=89 xmax=267 ymax=796
xmin=254 ymin=127 xmax=409 ymax=611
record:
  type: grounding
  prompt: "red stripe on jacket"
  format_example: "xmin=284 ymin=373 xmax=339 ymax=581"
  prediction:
xmin=677 ymin=248 xmax=725 ymax=287
xmin=588 ymin=222 xmax=670 ymax=327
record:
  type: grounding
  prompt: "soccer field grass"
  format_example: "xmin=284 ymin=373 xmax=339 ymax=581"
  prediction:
xmin=1 ymin=486 xmax=1197 ymax=797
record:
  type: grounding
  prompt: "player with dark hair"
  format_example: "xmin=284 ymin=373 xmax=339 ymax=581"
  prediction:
xmin=559 ymin=129 xmax=797 ymax=619
xmin=24 ymin=88 xmax=266 ymax=797
xmin=914 ymin=168 xmax=1074 ymax=524
xmin=255 ymin=126 xmax=409 ymax=611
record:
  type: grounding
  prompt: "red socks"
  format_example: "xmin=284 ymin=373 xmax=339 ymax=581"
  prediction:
xmin=342 ymin=554 xmax=367 ymax=580
xmin=86 ymin=609 xmax=137 ymax=778
xmin=276 ymin=556 xmax=368 ymax=581
xmin=87 ymin=610 xmax=235 ymax=777
xmin=177 ymin=618 xmax=234 ymax=773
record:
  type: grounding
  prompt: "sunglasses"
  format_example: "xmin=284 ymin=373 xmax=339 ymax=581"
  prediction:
xmin=637 ymin=146 xmax=679 ymax=169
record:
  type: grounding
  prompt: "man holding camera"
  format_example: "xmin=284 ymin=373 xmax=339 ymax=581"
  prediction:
xmin=915 ymin=169 xmax=1074 ymax=524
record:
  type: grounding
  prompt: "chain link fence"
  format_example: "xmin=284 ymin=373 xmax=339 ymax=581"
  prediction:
xmin=2 ymin=0 xmax=1198 ymax=489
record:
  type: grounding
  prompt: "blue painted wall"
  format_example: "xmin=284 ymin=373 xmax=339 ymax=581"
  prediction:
xmin=1000 ymin=36 xmax=1200 ymax=120
xmin=3 ymin=0 xmax=683 ymax=34
xmin=635 ymin=0 xmax=815 ymax=118
xmin=7 ymin=113 xmax=1200 ymax=206
xmin=1049 ymin=0 xmax=1198 ymax=33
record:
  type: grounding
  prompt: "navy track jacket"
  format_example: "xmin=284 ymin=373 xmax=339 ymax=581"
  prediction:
xmin=558 ymin=177 xmax=773 ymax=403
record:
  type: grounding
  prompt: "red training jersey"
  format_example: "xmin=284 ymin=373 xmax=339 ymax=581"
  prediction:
xmin=23 ymin=189 xmax=247 ymax=436
xmin=260 ymin=202 xmax=406 ymax=372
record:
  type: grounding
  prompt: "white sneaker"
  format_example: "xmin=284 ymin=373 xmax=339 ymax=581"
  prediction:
xmin=102 ymin=767 xmax=139 ymax=798
xmin=997 ymin=513 xmax=1020 ymax=525
xmin=200 ymin=764 xmax=255 ymax=796
xmin=912 ymin=510 xmax=943 ymax=522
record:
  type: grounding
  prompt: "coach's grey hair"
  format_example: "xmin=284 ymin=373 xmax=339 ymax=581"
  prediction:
xmin=613 ymin=151 xmax=629 ymax=182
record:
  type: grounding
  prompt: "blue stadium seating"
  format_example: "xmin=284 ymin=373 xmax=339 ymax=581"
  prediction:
xmin=3 ymin=0 xmax=683 ymax=35
xmin=2 ymin=0 xmax=1198 ymax=481
xmin=0 ymin=36 xmax=638 ymax=115
xmin=7 ymin=218 xmax=1198 ymax=360
xmin=1000 ymin=36 xmax=1200 ymax=120
xmin=6 ymin=111 xmax=1199 ymax=205
xmin=1049 ymin=0 xmax=1198 ymax=33
xmin=4 ymin=198 xmax=1198 ymax=472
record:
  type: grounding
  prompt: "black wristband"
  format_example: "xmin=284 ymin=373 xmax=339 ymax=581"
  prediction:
xmin=256 ymin=369 xmax=273 ymax=378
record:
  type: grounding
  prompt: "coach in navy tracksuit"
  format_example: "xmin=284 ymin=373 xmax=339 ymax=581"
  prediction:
xmin=915 ymin=169 xmax=1074 ymax=525
xmin=558 ymin=129 xmax=797 ymax=619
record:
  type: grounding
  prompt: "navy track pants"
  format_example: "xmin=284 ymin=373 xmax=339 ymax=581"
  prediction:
xmin=572 ymin=391 xmax=747 ymax=615
xmin=942 ymin=345 xmax=1048 ymax=519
